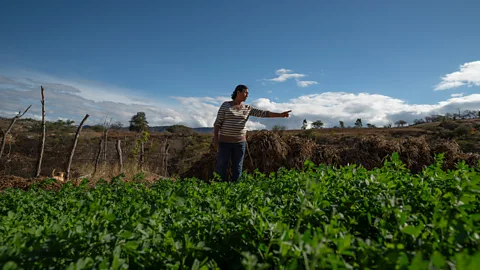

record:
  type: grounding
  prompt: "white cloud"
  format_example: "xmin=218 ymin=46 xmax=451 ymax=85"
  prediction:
xmin=246 ymin=121 xmax=266 ymax=130
xmin=275 ymin=69 xmax=293 ymax=75
xmin=297 ymin=80 xmax=318 ymax=87
xmin=451 ymin=93 xmax=464 ymax=97
xmin=3 ymin=66 xmax=480 ymax=131
xmin=266 ymin=68 xmax=318 ymax=87
xmin=245 ymin=92 xmax=480 ymax=129
xmin=269 ymin=72 xmax=306 ymax=82
xmin=434 ymin=61 xmax=480 ymax=91
xmin=1 ymin=70 xmax=154 ymax=106
xmin=267 ymin=90 xmax=273 ymax=94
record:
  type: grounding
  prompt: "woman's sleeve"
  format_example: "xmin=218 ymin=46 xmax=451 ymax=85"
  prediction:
xmin=214 ymin=102 xmax=227 ymax=127
xmin=249 ymin=106 xmax=269 ymax=118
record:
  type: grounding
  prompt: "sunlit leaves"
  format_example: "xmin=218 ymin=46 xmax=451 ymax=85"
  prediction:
xmin=0 ymin=153 xmax=479 ymax=268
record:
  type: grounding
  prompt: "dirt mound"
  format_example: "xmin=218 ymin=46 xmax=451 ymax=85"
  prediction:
xmin=398 ymin=136 xmax=433 ymax=172
xmin=0 ymin=175 xmax=63 ymax=192
xmin=182 ymin=132 xmax=478 ymax=181
xmin=245 ymin=131 xmax=289 ymax=174
xmin=338 ymin=135 xmax=402 ymax=169
xmin=181 ymin=150 xmax=218 ymax=182
xmin=182 ymin=131 xmax=290 ymax=181
xmin=311 ymin=145 xmax=341 ymax=166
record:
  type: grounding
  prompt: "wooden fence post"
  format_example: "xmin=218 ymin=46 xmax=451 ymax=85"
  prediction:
xmin=93 ymin=137 xmax=103 ymax=176
xmin=139 ymin=141 xmax=145 ymax=170
xmin=0 ymin=104 xmax=31 ymax=160
xmin=163 ymin=138 xmax=170 ymax=176
xmin=116 ymin=139 xmax=123 ymax=173
xmin=35 ymin=86 xmax=46 ymax=177
xmin=65 ymin=114 xmax=89 ymax=181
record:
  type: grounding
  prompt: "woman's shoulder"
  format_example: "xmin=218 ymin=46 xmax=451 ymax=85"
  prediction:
xmin=221 ymin=100 xmax=232 ymax=106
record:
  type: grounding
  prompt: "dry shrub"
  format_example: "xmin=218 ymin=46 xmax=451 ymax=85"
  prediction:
xmin=311 ymin=145 xmax=341 ymax=166
xmin=182 ymin=132 xmax=479 ymax=182
xmin=331 ymin=136 xmax=433 ymax=171
xmin=243 ymin=131 xmax=289 ymax=174
xmin=430 ymin=139 xmax=462 ymax=169
xmin=181 ymin=150 xmax=217 ymax=182
xmin=283 ymin=135 xmax=317 ymax=170
xmin=336 ymin=136 xmax=401 ymax=169
xmin=457 ymin=153 xmax=480 ymax=168
xmin=182 ymin=131 xmax=289 ymax=181
xmin=0 ymin=175 xmax=63 ymax=192
xmin=399 ymin=136 xmax=432 ymax=172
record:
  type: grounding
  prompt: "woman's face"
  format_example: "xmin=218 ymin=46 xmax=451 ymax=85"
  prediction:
xmin=239 ymin=89 xmax=249 ymax=101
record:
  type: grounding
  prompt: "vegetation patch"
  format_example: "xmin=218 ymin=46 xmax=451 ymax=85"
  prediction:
xmin=1 ymin=154 xmax=479 ymax=269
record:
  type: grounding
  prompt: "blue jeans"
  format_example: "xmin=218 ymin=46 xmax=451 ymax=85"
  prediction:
xmin=215 ymin=141 xmax=246 ymax=182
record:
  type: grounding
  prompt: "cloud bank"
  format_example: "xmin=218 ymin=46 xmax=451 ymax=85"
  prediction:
xmin=434 ymin=61 xmax=480 ymax=91
xmin=2 ymin=64 xmax=480 ymax=131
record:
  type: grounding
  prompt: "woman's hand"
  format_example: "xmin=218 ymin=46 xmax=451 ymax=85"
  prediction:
xmin=280 ymin=110 xmax=292 ymax=118
xmin=267 ymin=110 xmax=292 ymax=118
xmin=211 ymin=137 xmax=218 ymax=151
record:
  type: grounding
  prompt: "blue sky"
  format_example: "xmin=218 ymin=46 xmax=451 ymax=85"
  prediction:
xmin=1 ymin=0 xmax=479 ymax=129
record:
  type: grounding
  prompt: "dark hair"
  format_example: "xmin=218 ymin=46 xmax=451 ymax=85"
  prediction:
xmin=231 ymin=84 xmax=248 ymax=100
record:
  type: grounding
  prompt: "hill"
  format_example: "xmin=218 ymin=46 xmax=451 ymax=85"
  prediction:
xmin=1 ymin=117 xmax=480 ymax=181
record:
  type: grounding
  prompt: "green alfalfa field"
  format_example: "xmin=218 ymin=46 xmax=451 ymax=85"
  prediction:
xmin=1 ymin=152 xmax=479 ymax=269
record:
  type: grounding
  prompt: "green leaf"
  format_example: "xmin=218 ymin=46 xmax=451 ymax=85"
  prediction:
xmin=431 ymin=251 xmax=446 ymax=268
xmin=124 ymin=241 xmax=139 ymax=250
xmin=104 ymin=213 xmax=116 ymax=222
xmin=2 ymin=261 xmax=18 ymax=270
xmin=119 ymin=230 xmax=133 ymax=239
xmin=409 ymin=252 xmax=428 ymax=270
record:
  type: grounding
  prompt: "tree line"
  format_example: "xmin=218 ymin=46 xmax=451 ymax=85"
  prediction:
xmin=274 ymin=109 xmax=480 ymax=131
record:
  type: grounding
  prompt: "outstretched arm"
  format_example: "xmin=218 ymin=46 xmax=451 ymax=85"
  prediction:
xmin=267 ymin=110 xmax=291 ymax=118
xmin=250 ymin=107 xmax=292 ymax=118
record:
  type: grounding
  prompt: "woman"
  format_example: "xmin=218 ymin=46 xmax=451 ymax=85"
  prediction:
xmin=212 ymin=84 xmax=292 ymax=182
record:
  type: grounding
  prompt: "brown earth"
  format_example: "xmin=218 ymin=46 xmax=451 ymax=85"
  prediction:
xmin=1 ymin=118 xmax=480 ymax=190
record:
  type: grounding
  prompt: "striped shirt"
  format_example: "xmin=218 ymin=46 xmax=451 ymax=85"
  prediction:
xmin=214 ymin=101 xmax=269 ymax=142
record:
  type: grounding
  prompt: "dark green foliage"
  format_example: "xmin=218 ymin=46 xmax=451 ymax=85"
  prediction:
xmin=129 ymin=112 xmax=149 ymax=132
xmin=1 ymin=153 xmax=479 ymax=269
xmin=312 ymin=120 xmax=323 ymax=129
xmin=28 ymin=119 xmax=76 ymax=133
xmin=165 ymin=125 xmax=194 ymax=135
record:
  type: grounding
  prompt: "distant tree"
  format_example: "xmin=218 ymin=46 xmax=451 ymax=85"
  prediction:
xmin=478 ymin=111 xmax=480 ymax=118
xmin=129 ymin=112 xmax=149 ymax=132
xmin=354 ymin=118 xmax=362 ymax=128
xmin=311 ymin=120 xmax=324 ymax=129
xmin=91 ymin=124 xmax=106 ymax=132
xmin=272 ymin=125 xmax=286 ymax=132
xmin=444 ymin=113 xmax=454 ymax=120
xmin=301 ymin=119 xmax=308 ymax=130
xmin=366 ymin=123 xmax=376 ymax=128
xmin=384 ymin=123 xmax=392 ymax=128
xmin=45 ymin=119 xmax=76 ymax=133
xmin=339 ymin=121 xmax=345 ymax=128
xmin=110 ymin=121 xmax=123 ymax=130
xmin=395 ymin=120 xmax=407 ymax=127
xmin=165 ymin=124 xmax=193 ymax=135
xmin=463 ymin=110 xmax=477 ymax=119
xmin=413 ymin=119 xmax=425 ymax=125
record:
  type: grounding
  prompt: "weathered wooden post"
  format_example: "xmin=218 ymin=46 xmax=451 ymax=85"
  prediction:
xmin=116 ymin=139 xmax=123 ymax=173
xmin=93 ymin=137 xmax=103 ymax=176
xmin=0 ymin=105 xmax=31 ymax=160
xmin=35 ymin=86 xmax=46 ymax=177
xmin=65 ymin=114 xmax=89 ymax=181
